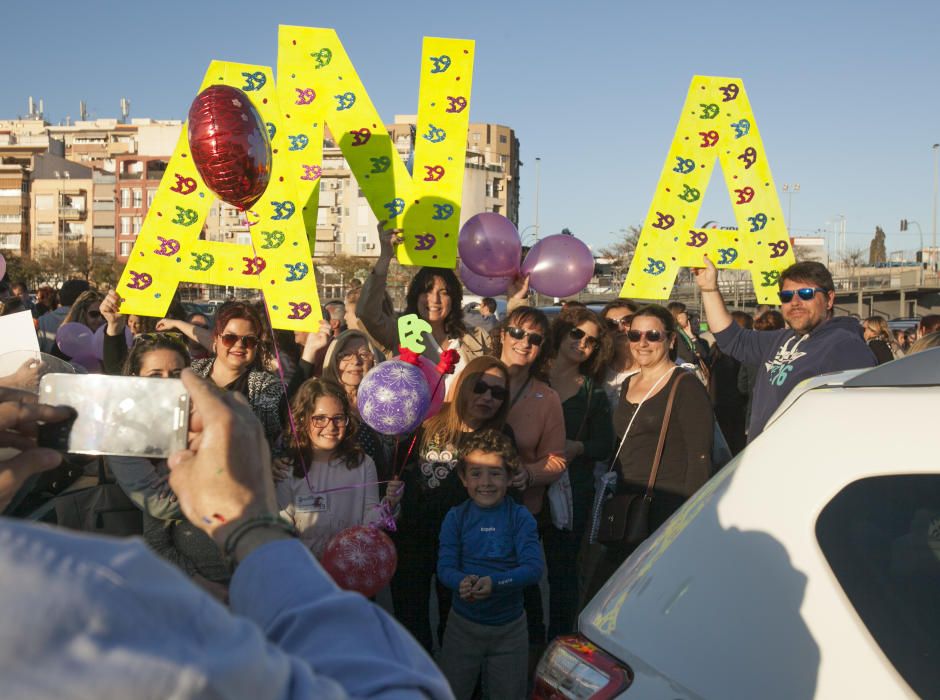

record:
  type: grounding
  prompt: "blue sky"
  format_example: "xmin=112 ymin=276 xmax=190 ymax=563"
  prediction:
xmin=4 ymin=0 xmax=939 ymax=258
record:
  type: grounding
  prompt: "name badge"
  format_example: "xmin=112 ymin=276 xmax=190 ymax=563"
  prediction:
xmin=296 ymin=493 xmax=328 ymax=513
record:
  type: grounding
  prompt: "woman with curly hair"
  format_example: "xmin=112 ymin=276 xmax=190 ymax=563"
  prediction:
xmin=276 ymin=378 xmax=402 ymax=558
xmin=862 ymin=315 xmax=900 ymax=364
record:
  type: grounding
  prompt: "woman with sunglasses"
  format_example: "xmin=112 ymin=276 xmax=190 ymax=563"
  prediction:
xmin=392 ymin=355 xmax=521 ymax=652
xmin=155 ymin=301 xmax=283 ymax=446
xmin=107 ymin=332 xmax=230 ymax=600
xmin=544 ymin=308 xmax=613 ymax=639
xmin=599 ymin=299 xmax=640 ymax=412
xmin=491 ymin=306 xmax=566 ymax=651
xmin=277 ymin=378 xmax=403 ymax=559
xmin=356 ymin=221 xmax=489 ymax=385
xmin=49 ymin=289 xmax=106 ymax=367
xmin=586 ymin=304 xmax=714 ymax=601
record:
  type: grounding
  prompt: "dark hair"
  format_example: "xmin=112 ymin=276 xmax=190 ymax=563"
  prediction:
xmin=59 ymin=279 xmax=90 ymax=307
xmin=631 ymin=304 xmax=678 ymax=361
xmin=11 ymin=281 xmax=27 ymax=294
xmin=480 ymin=297 xmax=497 ymax=313
xmin=548 ymin=308 xmax=611 ymax=382
xmin=128 ymin=315 xmax=159 ymax=335
xmin=491 ymin=306 xmax=551 ymax=382
xmin=779 ymin=261 xmax=835 ymax=292
xmin=601 ymin=299 xmax=639 ymax=318
xmin=213 ymin=301 xmax=263 ymax=337
xmin=919 ymin=314 xmax=940 ymax=335
xmin=731 ymin=311 xmax=754 ymax=330
xmin=457 ymin=428 xmax=520 ymax=477
xmin=666 ymin=301 xmax=687 ymax=314
xmin=0 ymin=297 xmax=26 ymax=316
xmin=754 ymin=309 xmax=785 ymax=331
xmin=288 ymin=378 xmax=362 ymax=473
xmin=404 ymin=267 xmax=467 ymax=339
xmin=122 ymin=333 xmax=191 ymax=376
xmin=63 ymin=290 xmax=104 ymax=327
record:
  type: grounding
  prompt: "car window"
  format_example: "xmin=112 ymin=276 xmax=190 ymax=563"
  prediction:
xmin=816 ymin=475 xmax=940 ymax=697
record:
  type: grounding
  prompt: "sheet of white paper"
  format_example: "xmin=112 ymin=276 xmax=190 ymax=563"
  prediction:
xmin=0 ymin=310 xmax=41 ymax=379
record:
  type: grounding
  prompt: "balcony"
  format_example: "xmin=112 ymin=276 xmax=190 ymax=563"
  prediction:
xmin=0 ymin=235 xmax=22 ymax=249
xmin=59 ymin=206 xmax=86 ymax=220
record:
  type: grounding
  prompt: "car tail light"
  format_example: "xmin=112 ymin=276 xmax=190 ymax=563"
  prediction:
xmin=532 ymin=634 xmax=632 ymax=699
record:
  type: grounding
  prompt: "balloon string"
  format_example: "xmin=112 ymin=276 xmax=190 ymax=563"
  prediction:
xmin=395 ymin=431 xmax=420 ymax=480
xmin=307 ymin=478 xmax=396 ymax=495
xmin=242 ymin=205 xmax=312 ymax=494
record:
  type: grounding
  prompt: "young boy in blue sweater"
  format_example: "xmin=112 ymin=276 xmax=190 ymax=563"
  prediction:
xmin=436 ymin=429 xmax=543 ymax=700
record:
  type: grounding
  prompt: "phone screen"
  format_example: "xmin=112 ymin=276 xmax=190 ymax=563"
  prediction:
xmin=39 ymin=374 xmax=189 ymax=458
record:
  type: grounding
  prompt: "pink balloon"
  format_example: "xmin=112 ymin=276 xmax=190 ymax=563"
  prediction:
xmin=520 ymin=234 xmax=595 ymax=298
xmin=0 ymin=254 xmax=7 ymax=281
xmin=416 ymin=355 xmax=445 ymax=418
xmin=56 ymin=322 xmax=95 ymax=359
xmin=458 ymin=213 xmax=521 ymax=278
xmin=458 ymin=262 xmax=512 ymax=297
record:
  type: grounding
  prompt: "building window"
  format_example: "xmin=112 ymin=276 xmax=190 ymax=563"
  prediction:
xmin=120 ymin=189 xmax=131 ymax=208
xmin=485 ymin=182 xmax=493 ymax=198
xmin=133 ymin=217 xmax=142 ymax=234
xmin=36 ymin=194 xmax=54 ymax=210
xmin=120 ymin=216 xmax=131 ymax=234
xmin=37 ymin=223 xmax=54 ymax=236
xmin=147 ymin=188 xmax=157 ymax=207
xmin=133 ymin=189 xmax=142 ymax=208
xmin=499 ymin=134 xmax=508 ymax=144
xmin=357 ymin=233 xmax=368 ymax=254
xmin=120 ymin=241 xmax=133 ymax=257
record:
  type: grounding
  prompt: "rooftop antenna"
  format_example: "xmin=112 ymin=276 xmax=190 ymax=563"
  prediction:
xmin=38 ymin=99 xmax=44 ymax=119
xmin=79 ymin=100 xmax=87 ymax=121
xmin=120 ymin=97 xmax=130 ymax=124
xmin=28 ymin=96 xmax=34 ymax=117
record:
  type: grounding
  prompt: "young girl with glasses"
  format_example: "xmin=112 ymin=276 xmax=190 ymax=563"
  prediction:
xmin=391 ymin=356 xmax=522 ymax=652
xmin=277 ymin=378 xmax=402 ymax=559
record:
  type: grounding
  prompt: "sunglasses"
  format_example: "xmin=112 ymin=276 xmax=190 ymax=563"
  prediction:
xmin=627 ymin=329 xmax=668 ymax=343
xmin=605 ymin=316 xmax=632 ymax=330
xmin=338 ymin=350 xmax=374 ymax=363
xmin=219 ymin=333 xmax=260 ymax=350
xmin=133 ymin=331 xmax=188 ymax=349
xmin=505 ymin=326 xmax=544 ymax=346
xmin=778 ymin=287 xmax=827 ymax=304
xmin=310 ymin=414 xmax=349 ymax=429
xmin=472 ymin=380 xmax=509 ymax=401
xmin=569 ymin=327 xmax=599 ymax=348
xmin=87 ymin=309 xmax=102 ymax=319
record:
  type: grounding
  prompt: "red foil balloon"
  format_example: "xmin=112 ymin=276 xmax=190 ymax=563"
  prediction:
xmin=187 ymin=85 xmax=272 ymax=210
xmin=320 ymin=525 xmax=398 ymax=598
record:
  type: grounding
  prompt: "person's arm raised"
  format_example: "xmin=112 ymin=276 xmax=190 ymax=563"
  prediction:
xmin=692 ymin=255 xmax=733 ymax=334
xmin=156 ymin=318 xmax=213 ymax=352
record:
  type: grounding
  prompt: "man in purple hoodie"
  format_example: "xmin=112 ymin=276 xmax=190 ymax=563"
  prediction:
xmin=694 ymin=257 xmax=875 ymax=441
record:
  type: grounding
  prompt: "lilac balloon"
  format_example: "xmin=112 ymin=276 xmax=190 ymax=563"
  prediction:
xmin=0 ymin=254 xmax=6 ymax=281
xmin=520 ymin=234 xmax=596 ymax=298
xmin=92 ymin=324 xmax=134 ymax=361
xmin=56 ymin=322 xmax=95 ymax=359
xmin=458 ymin=262 xmax=512 ymax=297
xmin=458 ymin=213 xmax=521 ymax=278
xmin=358 ymin=360 xmax=431 ymax=435
xmin=70 ymin=353 xmax=101 ymax=373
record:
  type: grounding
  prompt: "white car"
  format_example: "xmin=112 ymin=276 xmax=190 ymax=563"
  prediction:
xmin=533 ymin=348 xmax=940 ymax=699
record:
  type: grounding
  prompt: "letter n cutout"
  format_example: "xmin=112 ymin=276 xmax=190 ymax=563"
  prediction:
xmin=117 ymin=61 xmax=322 ymax=330
xmin=621 ymin=76 xmax=795 ymax=305
xmin=277 ymin=26 xmax=474 ymax=268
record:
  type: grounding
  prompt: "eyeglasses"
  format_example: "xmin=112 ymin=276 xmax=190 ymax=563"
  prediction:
xmin=219 ymin=333 xmax=260 ymax=350
xmin=778 ymin=287 xmax=827 ymax=304
xmin=569 ymin=327 xmax=599 ymax=348
xmin=310 ymin=414 xmax=349 ymax=429
xmin=505 ymin=326 xmax=544 ymax=346
xmin=605 ymin=316 xmax=632 ymax=331
xmin=472 ymin=380 xmax=509 ymax=401
xmin=338 ymin=350 xmax=374 ymax=363
xmin=133 ymin=331 xmax=189 ymax=350
xmin=626 ymin=329 xmax=668 ymax=343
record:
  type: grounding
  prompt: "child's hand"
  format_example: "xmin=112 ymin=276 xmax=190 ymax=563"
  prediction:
xmin=459 ymin=574 xmax=479 ymax=601
xmin=385 ymin=479 xmax=404 ymax=508
xmin=470 ymin=576 xmax=493 ymax=600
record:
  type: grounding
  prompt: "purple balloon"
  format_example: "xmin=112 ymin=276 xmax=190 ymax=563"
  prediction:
xmin=520 ymin=234 xmax=595 ymax=298
xmin=56 ymin=322 xmax=95 ymax=359
xmin=70 ymin=353 xmax=101 ymax=373
xmin=358 ymin=360 xmax=431 ymax=435
xmin=92 ymin=324 xmax=134 ymax=361
xmin=459 ymin=262 xmax=512 ymax=297
xmin=458 ymin=213 xmax=521 ymax=278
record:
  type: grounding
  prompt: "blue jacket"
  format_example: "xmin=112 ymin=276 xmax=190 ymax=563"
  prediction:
xmin=437 ymin=498 xmax=543 ymax=626
xmin=715 ymin=316 xmax=875 ymax=440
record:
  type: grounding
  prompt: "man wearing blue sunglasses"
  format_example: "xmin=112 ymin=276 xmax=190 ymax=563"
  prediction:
xmin=693 ymin=257 xmax=875 ymax=441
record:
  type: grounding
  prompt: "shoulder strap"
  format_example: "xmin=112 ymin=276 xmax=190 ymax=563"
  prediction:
xmin=574 ymin=377 xmax=593 ymax=442
xmin=644 ymin=371 xmax=688 ymax=499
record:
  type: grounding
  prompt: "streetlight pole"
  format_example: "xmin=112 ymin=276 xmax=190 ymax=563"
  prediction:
xmin=534 ymin=157 xmax=541 ymax=241
xmin=782 ymin=183 xmax=800 ymax=235
xmin=932 ymin=144 xmax=939 ymax=271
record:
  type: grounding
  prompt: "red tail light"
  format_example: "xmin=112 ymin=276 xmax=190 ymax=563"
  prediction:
xmin=532 ymin=634 xmax=632 ymax=699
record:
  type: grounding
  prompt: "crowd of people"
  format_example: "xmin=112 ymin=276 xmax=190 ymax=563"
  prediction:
xmin=1 ymin=238 xmax=938 ymax=698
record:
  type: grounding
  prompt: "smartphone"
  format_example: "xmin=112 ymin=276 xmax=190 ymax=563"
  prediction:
xmin=38 ymin=374 xmax=189 ymax=458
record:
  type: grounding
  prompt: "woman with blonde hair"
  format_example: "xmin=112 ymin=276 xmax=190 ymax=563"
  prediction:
xmin=862 ymin=315 xmax=900 ymax=364
xmin=391 ymin=355 xmax=521 ymax=651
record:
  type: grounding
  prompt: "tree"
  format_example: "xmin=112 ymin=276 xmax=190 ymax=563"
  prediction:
xmin=598 ymin=226 xmax=641 ymax=276
xmin=868 ymin=226 xmax=887 ymax=265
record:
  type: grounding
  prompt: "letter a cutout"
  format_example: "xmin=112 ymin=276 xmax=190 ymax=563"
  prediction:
xmin=117 ymin=61 xmax=322 ymax=330
xmin=620 ymin=76 xmax=795 ymax=305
